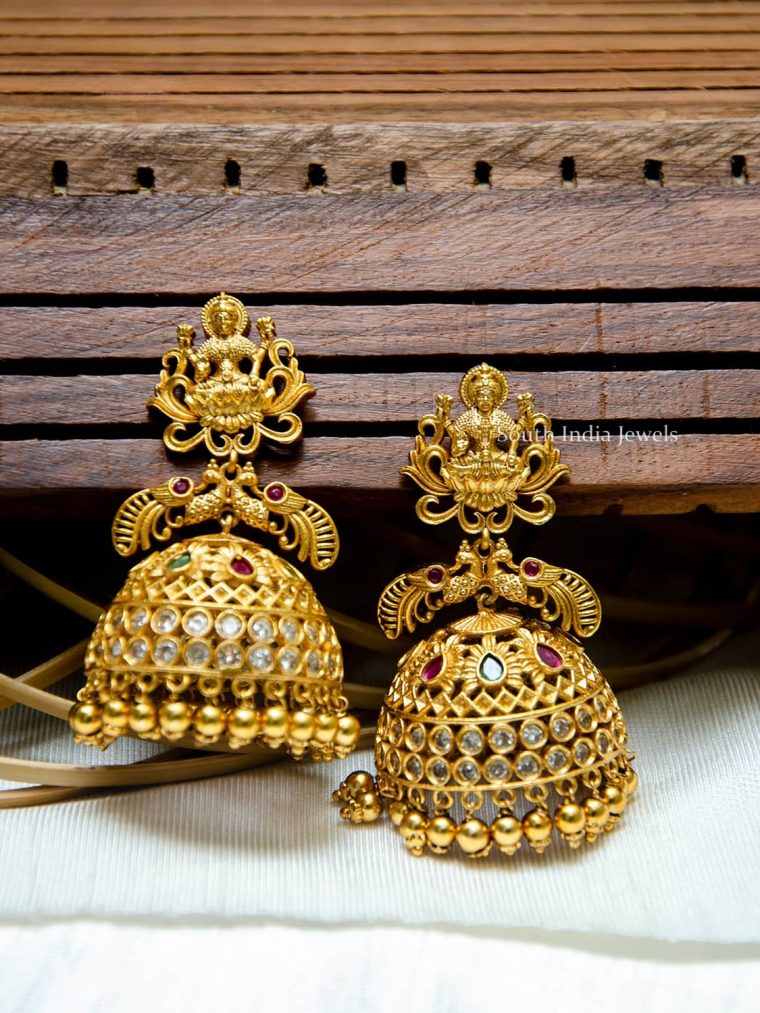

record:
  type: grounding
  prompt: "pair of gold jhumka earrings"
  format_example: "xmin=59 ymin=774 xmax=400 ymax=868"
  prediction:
xmin=70 ymin=293 xmax=637 ymax=859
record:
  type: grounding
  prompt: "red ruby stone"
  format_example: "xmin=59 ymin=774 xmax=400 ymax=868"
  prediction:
xmin=427 ymin=566 xmax=445 ymax=585
xmin=421 ymin=655 xmax=444 ymax=681
xmin=172 ymin=478 xmax=190 ymax=495
xmin=231 ymin=557 xmax=254 ymax=576
xmin=523 ymin=560 xmax=541 ymax=578
xmin=537 ymin=644 xmax=563 ymax=669
xmin=267 ymin=484 xmax=285 ymax=502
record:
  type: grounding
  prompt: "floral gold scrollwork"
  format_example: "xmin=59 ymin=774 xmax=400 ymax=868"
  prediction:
xmin=148 ymin=293 xmax=314 ymax=458
xmin=403 ymin=363 xmax=568 ymax=535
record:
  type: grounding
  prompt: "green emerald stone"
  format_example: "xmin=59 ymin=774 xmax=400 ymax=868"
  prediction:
xmin=167 ymin=552 xmax=192 ymax=570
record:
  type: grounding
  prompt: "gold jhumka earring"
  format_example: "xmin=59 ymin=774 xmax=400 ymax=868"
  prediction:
xmin=335 ymin=363 xmax=636 ymax=856
xmin=69 ymin=293 xmax=360 ymax=759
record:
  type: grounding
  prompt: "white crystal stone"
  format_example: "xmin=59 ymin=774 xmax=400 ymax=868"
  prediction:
xmin=184 ymin=611 xmax=211 ymax=636
xmin=250 ymin=616 xmax=274 ymax=642
xmin=406 ymin=724 xmax=425 ymax=750
xmin=306 ymin=650 xmax=321 ymax=674
xmin=485 ymin=757 xmax=510 ymax=781
xmin=304 ymin=621 xmax=321 ymax=644
xmin=280 ymin=618 xmax=301 ymax=643
xmin=110 ymin=640 xmax=123 ymax=659
xmin=595 ymin=695 xmax=608 ymax=716
xmin=428 ymin=759 xmax=449 ymax=783
xmin=478 ymin=651 xmax=505 ymax=683
xmin=153 ymin=639 xmax=178 ymax=664
xmin=574 ymin=741 xmax=592 ymax=764
xmin=546 ymin=747 xmax=568 ymax=772
xmin=128 ymin=638 xmax=149 ymax=662
xmin=521 ymin=722 xmax=545 ymax=746
xmin=279 ymin=648 xmax=300 ymax=673
xmin=551 ymin=715 xmax=573 ymax=739
xmin=460 ymin=728 xmax=484 ymax=755
xmin=153 ymin=607 xmax=179 ymax=634
xmin=576 ymin=707 xmax=594 ymax=731
xmin=129 ymin=607 xmax=148 ymax=631
xmin=489 ymin=725 xmax=516 ymax=752
xmin=455 ymin=759 xmax=479 ymax=783
xmin=406 ymin=756 xmax=422 ymax=780
xmin=388 ymin=718 xmax=403 ymax=745
xmin=110 ymin=609 xmax=124 ymax=629
xmin=217 ymin=643 xmax=243 ymax=669
xmin=431 ymin=727 xmax=453 ymax=754
xmin=516 ymin=753 xmax=539 ymax=778
xmin=185 ymin=641 xmax=211 ymax=667
xmin=327 ymin=654 xmax=338 ymax=674
xmin=249 ymin=646 xmax=273 ymax=671
xmin=597 ymin=731 xmax=611 ymax=754
xmin=216 ymin=612 xmax=244 ymax=638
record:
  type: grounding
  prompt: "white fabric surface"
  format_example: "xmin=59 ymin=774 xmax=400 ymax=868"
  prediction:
xmin=1 ymin=660 xmax=759 ymax=943
xmin=1 ymin=922 xmax=759 ymax=1013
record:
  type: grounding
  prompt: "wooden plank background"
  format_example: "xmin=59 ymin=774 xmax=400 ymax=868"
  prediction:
xmin=0 ymin=1 xmax=759 ymax=515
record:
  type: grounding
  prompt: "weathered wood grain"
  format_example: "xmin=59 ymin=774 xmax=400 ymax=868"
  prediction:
xmin=5 ymin=14 xmax=760 ymax=35
xmin=2 ymin=301 xmax=758 ymax=360
xmin=3 ymin=51 xmax=760 ymax=74
xmin=1 ymin=122 xmax=757 ymax=197
xmin=1 ymin=435 xmax=756 ymax=514
xmin=4 ymin=91 xmax=760 ymax=124
xmin=1 ymin=191 xmax=759 ymax=293
xmin=1 ymin=370 xmax=757 ymax=426
xmin=8 ymin=70 xmax=760 ymax=95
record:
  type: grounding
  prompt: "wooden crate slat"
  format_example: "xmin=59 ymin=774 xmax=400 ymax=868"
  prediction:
xmin=1 ymin=301 xmax=758 ymax=360
xmin=1 ymin=435 xmax=757 ymax=515
xmin=2 ymin=122 xmax=759 ymax=196
xmin=2 ymin=191 xmax=760 ymax=293
xmin=1 ymin=370 xmax=757 ymax=426
xmin=5 ymin=91 xmax=760 ymax=125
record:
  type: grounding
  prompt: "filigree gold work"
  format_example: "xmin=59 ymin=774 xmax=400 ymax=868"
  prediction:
xmin=403 ymin=363 xmax=568 ymax=535
xmin=149 ymin=293 xmax=313 ymax=458
xmin=336 ymin=362 xmax=636 ymax=859
xmin=70 ymin=295 xmax=359 ymax=760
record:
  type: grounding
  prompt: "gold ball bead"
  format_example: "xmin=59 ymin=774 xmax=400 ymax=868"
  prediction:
xmin=603 ymin=783 xmax=627 ymax=815
xmin=288 ymin=709 xmax=315 ymax=742
xmin=128 ymin=700 xmax=157 ymax=734
xmin=492 ymin=814 xmax=523 ymax=850
xmin=427 ymin=815 xmax=457 ymax=850
xmin=523 ymin=809 xmax=553 ymax=843
xmin=336 ymin=713 xmax=361 ymax=747
xmin=456 ymin=818 xmax=491 ymax=855
xmin=194 ymin=703 xmax=226 ymax=739
xmin=69 ymin=701 xmax=102 ymax=736
xmin=262 ymin=706 xmax=289 ymax=740
xmin=357 ymin=792 xmax=383 ymax=822
xmin=345 ymin=771 xmax=376 ymax=795
xmin=625 ymin=768 xmax=639 ymax=797
xmin=399 ymin=810 xmax=428 ymax=840
xmin=158 ymin=700 xmax=192 ymax=736
xmin=582 ymin=796 xmax=609 ymax=827
xmin=313 ymin=712 xmax=339 ymax=744
xmin=101 ymin=698 xmax=129 ymax=730
xmin=388 ymin=800 xmax=409 ymax=827
xmin=229 ymin=706 xmax=259 ymax=741
xmin=554 ymin=802 xmax=586 ymax=835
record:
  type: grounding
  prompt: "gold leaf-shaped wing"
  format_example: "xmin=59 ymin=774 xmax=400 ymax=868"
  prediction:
xmin=378 ymin=565 xmax=450 ymax=640
xmin=519 ymin=557 xmax=601 ymax=637
xmin=111 ymin=478 xmax=195 ymax=557
xmin=264 ymin=482 xmax=339 ymax=571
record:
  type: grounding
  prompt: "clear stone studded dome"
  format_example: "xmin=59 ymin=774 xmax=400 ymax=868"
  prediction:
xmin=71 ymin=533 xmax=358 ymax=759
xmin=374 ymin=610 xmax=635 ymax=853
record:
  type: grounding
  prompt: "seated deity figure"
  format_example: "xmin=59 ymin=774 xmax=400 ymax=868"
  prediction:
xmin=181 ymin=292 xmax=275 ymax=434
xmin=442 ymin=363 xmax=529 ymax=512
